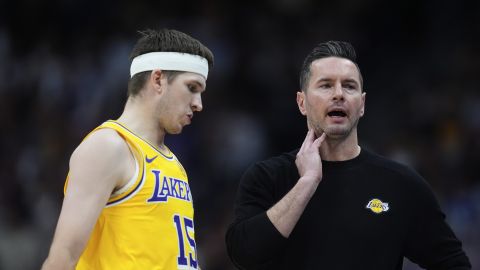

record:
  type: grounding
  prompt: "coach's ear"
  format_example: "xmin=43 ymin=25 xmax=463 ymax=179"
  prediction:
xmin=297 ymin=91 xmax=307 ymax=116
xmin=360 ymin=91 xmax=366 ymax=117
xmin=150 ymin=69 xmax=168 ymax=95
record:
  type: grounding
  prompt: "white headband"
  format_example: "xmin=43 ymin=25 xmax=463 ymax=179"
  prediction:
xmin=130 ymin=52 xmax=209 ymax=78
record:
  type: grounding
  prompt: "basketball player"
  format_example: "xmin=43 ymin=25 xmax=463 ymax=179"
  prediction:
xmin=226 ymin=41 xmax=471 ymax=269
xmin=42 ymin=29 xmax=214 ymax=269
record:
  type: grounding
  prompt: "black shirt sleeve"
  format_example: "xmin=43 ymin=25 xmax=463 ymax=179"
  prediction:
xmin=225 ymin=162 xmax=290 ymax=269
xmin=404 ymin=171 xmax=471 ymax=270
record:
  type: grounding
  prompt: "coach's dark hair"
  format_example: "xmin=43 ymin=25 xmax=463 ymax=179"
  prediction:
xmin=299 ymin=41 xmax=363 ymax=91
xmin=128 ymin=29 xmax=214 ymax=97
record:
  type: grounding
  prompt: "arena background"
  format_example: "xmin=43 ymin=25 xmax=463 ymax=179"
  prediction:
xmin=0 ymin=0 xmax=479 ymax=269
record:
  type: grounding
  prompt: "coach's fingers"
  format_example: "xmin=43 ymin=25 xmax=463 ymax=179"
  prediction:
xmin=298 ymin=129 xmax=312 ymax=155
xmin=312 ymin=132 xmax=326 ymax=149
xmin=305 ymin=128 xmax=316 ymax=147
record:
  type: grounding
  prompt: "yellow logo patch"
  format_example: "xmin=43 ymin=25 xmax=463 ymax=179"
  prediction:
xmin=366 ymin=198 xmax=389 ymax=214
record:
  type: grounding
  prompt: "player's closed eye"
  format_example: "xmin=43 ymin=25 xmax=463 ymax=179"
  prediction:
xmin=188 ymin=84 xmax=198 ymax=93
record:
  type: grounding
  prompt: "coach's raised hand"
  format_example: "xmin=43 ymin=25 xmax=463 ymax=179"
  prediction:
xmin=296 ymin=129 xmax=326 ymax=184
xmin=266 ymin=129 xmax=326 ymax=238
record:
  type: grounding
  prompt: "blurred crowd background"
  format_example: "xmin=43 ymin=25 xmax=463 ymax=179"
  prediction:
xmin=0 ymin=0 xmax=479 ymax=269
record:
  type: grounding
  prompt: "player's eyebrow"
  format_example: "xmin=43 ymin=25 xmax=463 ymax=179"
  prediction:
xmin=189 ymin=80 xmax=206 ymax=90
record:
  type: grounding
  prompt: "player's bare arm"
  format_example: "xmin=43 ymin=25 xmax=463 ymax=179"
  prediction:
xmin=266 ymin=129 xmax=326 ymax=238
xmin=42 ymin=129 xmax=136 ymax=270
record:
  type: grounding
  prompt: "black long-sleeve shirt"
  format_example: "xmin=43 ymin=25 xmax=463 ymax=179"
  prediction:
xmin=226 ymin=148 xmax=471 ymax=270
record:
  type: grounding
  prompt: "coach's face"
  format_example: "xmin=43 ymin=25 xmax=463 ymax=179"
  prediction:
xmin=297 ymin=57 xmax=365 ymax=140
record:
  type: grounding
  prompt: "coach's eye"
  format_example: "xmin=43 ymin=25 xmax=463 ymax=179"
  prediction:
xmin=344 ymin=84 xmax=356 ymax=90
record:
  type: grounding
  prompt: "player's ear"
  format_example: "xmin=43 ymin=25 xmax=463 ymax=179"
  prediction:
xmin=150 ymin=70 xmax=167 ymax=94
xmin=297 ymin=91 xmax=307 ymax=116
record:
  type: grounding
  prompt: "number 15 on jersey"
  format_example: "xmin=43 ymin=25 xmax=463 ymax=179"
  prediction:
xmin=173 ymin=214 xmax=198 ymax=269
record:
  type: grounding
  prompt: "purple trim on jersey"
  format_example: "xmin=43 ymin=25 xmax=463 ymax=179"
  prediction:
xmin=107 ymin=120 xmax=175 ymax=160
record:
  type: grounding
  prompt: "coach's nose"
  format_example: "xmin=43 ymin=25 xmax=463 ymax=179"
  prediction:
xmin=332 ymin=82 xmax=345 ymax=102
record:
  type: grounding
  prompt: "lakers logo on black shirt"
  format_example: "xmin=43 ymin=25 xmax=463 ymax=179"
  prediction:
xmin=366 ymin=198 xmax=389 ymax=214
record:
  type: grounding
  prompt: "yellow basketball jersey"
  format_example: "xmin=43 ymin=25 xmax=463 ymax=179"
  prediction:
xmin=69 ymin=120 xmax=198 ymax=270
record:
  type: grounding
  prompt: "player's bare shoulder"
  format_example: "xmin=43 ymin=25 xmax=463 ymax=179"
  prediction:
xmin=68 ymin=128 xmax=136 ymax=191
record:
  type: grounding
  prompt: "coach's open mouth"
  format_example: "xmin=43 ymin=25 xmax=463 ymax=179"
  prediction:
xmin=327 ymin=108 xmax=347 ymax=118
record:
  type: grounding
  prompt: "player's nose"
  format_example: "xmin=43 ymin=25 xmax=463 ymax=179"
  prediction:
xmin=192 ymin=93 xmax=203 ymax=112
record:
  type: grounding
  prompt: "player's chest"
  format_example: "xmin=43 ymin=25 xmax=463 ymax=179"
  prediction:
xmin=135 ymin=156 xmax=193 ymax=214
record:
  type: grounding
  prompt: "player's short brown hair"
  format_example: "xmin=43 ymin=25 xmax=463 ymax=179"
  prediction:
xmin=128 ymin=29 xmax=214 ymax=97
